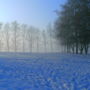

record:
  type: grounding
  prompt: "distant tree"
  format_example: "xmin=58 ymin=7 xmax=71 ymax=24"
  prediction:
xmin=0 ymin=23 xmax=3 ymax=51
xmin=12 ymin=21 xmax=19 ymax=52
xmin=4 ymin=23 xmax=10 ymax=52
xmin=27 ymin=26 xmax=33 ymax=52
xmin=42 ymin=30 xmax=47 ymax=52
xmin=21 ymin=24 xmax=27 ymax=52
xmin=47 ymin=24 xmax=54 ymax=52
xmin=36 ymin=29 xmax=40 ymax=52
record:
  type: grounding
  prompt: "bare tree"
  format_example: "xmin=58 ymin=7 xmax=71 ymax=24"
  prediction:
xmin=0 ymin=23 xmax=3 ymax=51
xmin=21 ymin=24 xmax=27 ymax=52
xmin=27 ymin=26 xmax=33 ymax=52
xmin=42 ymin=30 xmax=47 ymax=52
xmin=12 ymin=21 xmax=19 ymax=52
xmin=47 ymin=24 xmax=53 ymax=52
xmin=35 ymin=29 xmax=40 ymax=52
xmin=4 ymin=23 xmax=10 ymax=52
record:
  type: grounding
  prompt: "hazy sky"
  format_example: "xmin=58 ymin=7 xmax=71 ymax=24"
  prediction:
xmin=0 ymin=0 xmax=67 ymax=29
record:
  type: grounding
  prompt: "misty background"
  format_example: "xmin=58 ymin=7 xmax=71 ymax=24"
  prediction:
xmin=0 ymin=0 xmax=67 ymax=53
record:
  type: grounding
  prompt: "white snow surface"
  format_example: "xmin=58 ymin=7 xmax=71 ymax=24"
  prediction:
xmin=0 ymin=53 xmax=90 ymax=90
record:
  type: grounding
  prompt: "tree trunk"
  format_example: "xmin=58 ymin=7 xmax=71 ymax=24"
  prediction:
xmin=76 ymin=42 xmax=78 ymax=54
xmin=80 ymin=44 xmax=84 ymax=54
xmin=84 ymin=44 xmax=88 ymax=54
xmin=72 ymin=44 xmax=75 ymax=54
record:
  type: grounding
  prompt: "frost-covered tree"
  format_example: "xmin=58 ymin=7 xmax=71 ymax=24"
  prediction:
xmin=12 ymin=21 xmax=19 ymax=52
xmin=21 ymin=24 xmax=27 ymax=52
xmin=0 ymin=23 xmax=3 ymax=51
xmin=35 ymin=29 xmax=40 ymax=52
xmin=4 ymin=23 xmax=10 ymax=52
xmin=42 ymin=30 xmax=47 ymax=52
xmin=26 ymin=26 xmax=34 ymax=52
xmin=47 ymin=24 xmax=54 ymax=52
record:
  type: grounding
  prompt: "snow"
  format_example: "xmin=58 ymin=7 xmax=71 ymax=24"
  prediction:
xmin=0 ymin=53 xmax=90 ymax=90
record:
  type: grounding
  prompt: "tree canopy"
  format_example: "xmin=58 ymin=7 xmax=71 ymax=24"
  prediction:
xmin=55 ymin=0 xmax=90 ymax=54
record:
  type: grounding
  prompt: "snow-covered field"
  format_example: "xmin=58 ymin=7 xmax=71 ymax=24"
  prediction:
xmin=0 ymin=53 xmax=90 ymax=90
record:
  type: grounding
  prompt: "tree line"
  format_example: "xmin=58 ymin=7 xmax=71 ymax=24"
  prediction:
xmin=0 ymin=21 xmax=59 ymax=53
xmin=55 ymin=0 xmax=90 ymax=54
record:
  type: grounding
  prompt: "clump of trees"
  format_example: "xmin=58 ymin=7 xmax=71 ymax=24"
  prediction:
xmin=0 ymin=21 xmax=59 ymax=53
xmin=55 ymin=0 xmax=90 ymax=54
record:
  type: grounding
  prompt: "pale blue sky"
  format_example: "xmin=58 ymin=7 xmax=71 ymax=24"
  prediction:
xmin=0 ymin=0 xmax=67 ymax=29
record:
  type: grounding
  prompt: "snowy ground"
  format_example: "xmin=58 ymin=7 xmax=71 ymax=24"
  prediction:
xmin=0 ymin=53 xmax=90 ymax=90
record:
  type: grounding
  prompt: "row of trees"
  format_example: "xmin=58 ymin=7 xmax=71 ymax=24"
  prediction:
xmin=55 ymin=0 xmax=90 ymax=54
xmin=0 ymin=21 xmax=60 ymax=52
